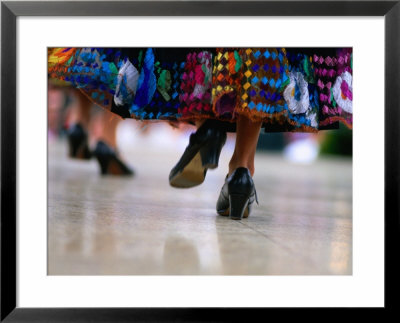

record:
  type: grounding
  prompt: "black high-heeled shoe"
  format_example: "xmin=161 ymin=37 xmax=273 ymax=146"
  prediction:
xmin=92 ymin=140 xmax=134 ymax=176
xmin=169 ymin=120 xmax=227 ymax=188
xmin=216 ymin=167 xmax=258 ymax=220
xmin=67 ymin=123 xmax=92 ymax=160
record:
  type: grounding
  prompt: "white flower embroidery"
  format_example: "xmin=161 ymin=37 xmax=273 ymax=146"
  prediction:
xmin=306 ymin=110 xmax=318 ymax=128
xmin=332 ymin=71 xmax=352 ymax=114
xmin=283 ymin=71 xmax=311 ymax=114
xmin=114 ymin=59 xmax=139 ymax=107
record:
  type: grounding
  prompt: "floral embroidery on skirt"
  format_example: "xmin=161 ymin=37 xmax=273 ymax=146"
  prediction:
xmin=48 ymin=47 xmax=353 ymax=132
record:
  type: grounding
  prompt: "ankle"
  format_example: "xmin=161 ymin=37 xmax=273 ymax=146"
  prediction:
xmin=228 ymin=161 xmax=254 ymax=177
xmin=98 ymin=138 xmax=117 ymax=151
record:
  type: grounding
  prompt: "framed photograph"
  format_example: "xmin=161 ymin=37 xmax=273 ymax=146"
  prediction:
xmin=1 ymin=0 xmax=398 ymax=320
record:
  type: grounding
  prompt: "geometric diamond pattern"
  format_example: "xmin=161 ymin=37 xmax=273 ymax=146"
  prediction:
xmin=244 ymin=70 xmax=252 ymax=78
xmin=50 ymin=47 xmax=352 ymax=131
xmin=251 ymin=76 xmax=259 ymax=84
xmin=238 ymin=48 xmax=288 ymax=119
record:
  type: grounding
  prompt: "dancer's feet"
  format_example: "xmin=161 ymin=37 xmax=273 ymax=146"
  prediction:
xmin=216 ymin=167 xmax=258 ymax=220
xmin=67 ymin=123 xmax=92 ymax=160
xmin=169 ymin=120 xmax=226 ymax=188
xmin=92 ymin=140 xmax=134 ymax=176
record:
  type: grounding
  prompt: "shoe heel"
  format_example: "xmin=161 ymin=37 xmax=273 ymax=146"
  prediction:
xmin=229 ymin=193 xmax=249 ymax=220
xmin=93 ymin=153 xmax=108 ymax=175
xmin=69 ymin=139 xmax=91 ymax=159
xmin=67 ymin=124 xmax=91 ymax=159
xmin=93 ymin=141 xmax=134 ymax=176
xmin=200 ymin=135 xmax=226 ymax=169
xmin=68 ymin=135 xmax=80 ymax=158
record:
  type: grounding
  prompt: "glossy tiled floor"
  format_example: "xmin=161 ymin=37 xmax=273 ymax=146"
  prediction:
xmin=48 ymin=123 xmax=352 ymax=275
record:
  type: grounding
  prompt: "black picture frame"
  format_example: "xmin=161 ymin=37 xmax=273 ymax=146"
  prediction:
xmin=1 ymin=0 xmax=398 ymax=321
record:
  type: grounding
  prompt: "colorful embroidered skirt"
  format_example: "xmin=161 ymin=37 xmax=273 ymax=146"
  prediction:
xmin=48 ymin=47 xmax=353 ymax=132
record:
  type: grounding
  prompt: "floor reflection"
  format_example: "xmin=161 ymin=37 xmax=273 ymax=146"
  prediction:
xmin=48 ymin=137 xmax=352 ymax=275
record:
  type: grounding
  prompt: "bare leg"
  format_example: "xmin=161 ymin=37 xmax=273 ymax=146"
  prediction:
xmin=92 ymin=111 xmax=120 ymax=149
xmin=229 ymin=114 xmax=262 ymax=177
xmin=68 ymin=89 xmax=91 ymax=128
xmin=91 ymin=108 xmax=133 ymax=176
xmin=102 ymin=113 xmax=120 ymax=149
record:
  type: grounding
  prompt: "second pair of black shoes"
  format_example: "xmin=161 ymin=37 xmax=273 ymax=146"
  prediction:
xmin=67 ymin=123 xmax=134 ymax=176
